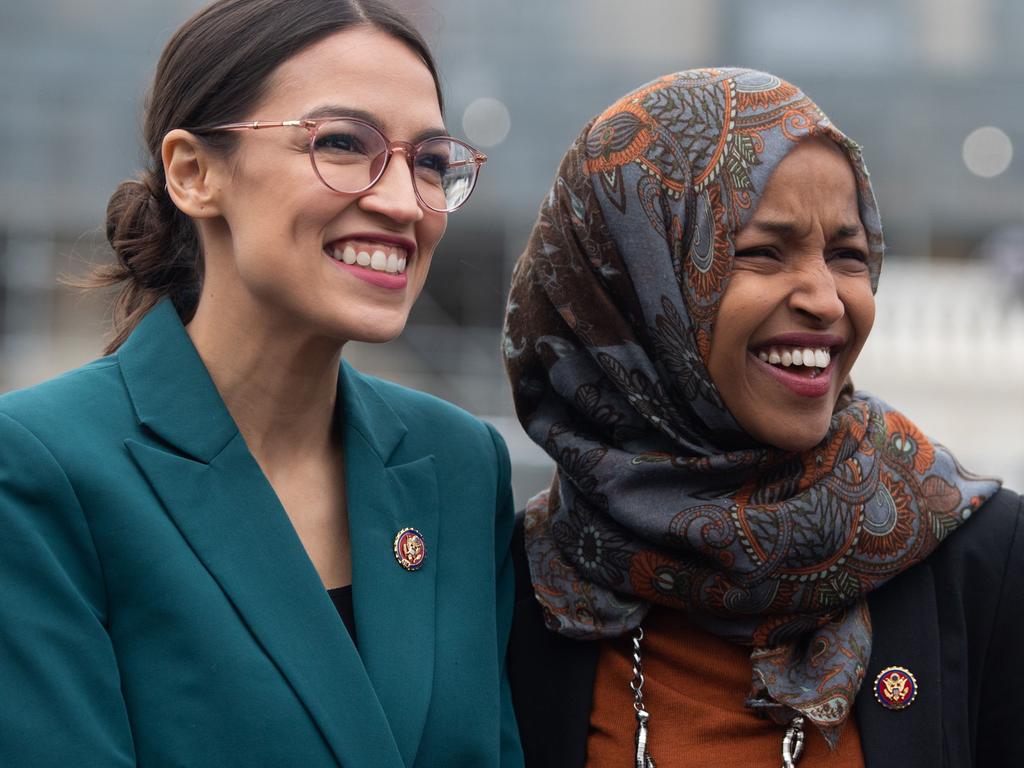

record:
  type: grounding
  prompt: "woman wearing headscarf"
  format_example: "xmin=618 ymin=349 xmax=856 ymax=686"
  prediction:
xmin=503 ymin=68 xmax=1023 ymax=766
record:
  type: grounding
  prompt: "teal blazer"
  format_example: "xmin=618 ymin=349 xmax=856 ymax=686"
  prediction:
xmin=0 ymin=300 xmax=523 ymax=767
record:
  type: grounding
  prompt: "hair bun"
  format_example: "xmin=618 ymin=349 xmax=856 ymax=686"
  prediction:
xmin=105 ymin=176 xmax=168 ymax=280
xmin=94 ymin=173 xmax=199 ymax=353
xmin=105 ymin=177 xmax=161 ymax=253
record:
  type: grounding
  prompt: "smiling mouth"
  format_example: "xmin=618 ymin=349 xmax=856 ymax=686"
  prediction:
xmin=755 ymin=345 xmax=832 ymax=378
xmin=324 ymin=240 xmax=409 ymax=276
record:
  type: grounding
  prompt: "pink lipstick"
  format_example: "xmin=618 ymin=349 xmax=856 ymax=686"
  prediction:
xmin=329 ymin=259 xmax=408 ymax=289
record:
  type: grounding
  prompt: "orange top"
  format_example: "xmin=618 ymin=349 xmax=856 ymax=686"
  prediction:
xmin=586 ymin=609 xmax=865 ymax=767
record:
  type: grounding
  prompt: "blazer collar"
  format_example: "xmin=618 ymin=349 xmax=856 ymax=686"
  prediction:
xmin=118 ymin=299 xmax=238 ymax=463
xmin=119 ymin=300 xmax=436 ymax=767
xmin=117 ymin=298 xmax=409 ymax=466
xmin=337 ymin=356 xmax=408 ymax=466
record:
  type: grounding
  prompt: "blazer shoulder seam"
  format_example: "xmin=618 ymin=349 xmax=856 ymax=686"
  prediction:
xmin=0 ymin=359 xmax=121 ymax=405
xmin=0 ymin=411 xmax=110 ymax=619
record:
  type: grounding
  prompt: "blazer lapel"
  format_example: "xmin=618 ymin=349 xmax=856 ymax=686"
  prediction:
xmin=858 ymin=563 xmax=943 ymax=767
xmin=118 ymin=301 xmax=406 ymax=768
xmin=509 ymin=518 xmax=598 ymax=767
xmin=341 ymin=363 xmax=439 ymax=767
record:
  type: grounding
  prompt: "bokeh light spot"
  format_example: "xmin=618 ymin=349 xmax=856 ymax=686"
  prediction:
xmin=462 ymin=97 xmax=511 ymax=148
xmin=962 ymin=126 xmax=1013 ymax=178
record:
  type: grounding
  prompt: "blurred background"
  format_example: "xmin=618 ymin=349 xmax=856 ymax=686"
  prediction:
xmin=2 ymin=0 xmax=1023 ymax=506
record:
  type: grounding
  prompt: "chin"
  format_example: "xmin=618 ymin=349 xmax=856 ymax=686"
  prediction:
xmin=753 ymin=417 xmax=832 ymax=453
xmin=321 ymin=305 xmax=411 ymax=345
xmin=359 ymin=330 xmax=405 ymax=344
xmin=771 ymin=433 xmax=827 ymax=453
xmin=346 ymin=321 xmax=408 ymax=345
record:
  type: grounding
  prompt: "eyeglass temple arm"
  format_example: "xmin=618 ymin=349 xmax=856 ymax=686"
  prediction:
xmin=449 ymin=154 xmax=488 ymax=168
xmin=197 ymin=120 xmax=309 ymax=132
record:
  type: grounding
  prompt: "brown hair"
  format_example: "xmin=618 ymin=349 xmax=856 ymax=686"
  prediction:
xmin=96 ymin=0 xmax=442 ymax=353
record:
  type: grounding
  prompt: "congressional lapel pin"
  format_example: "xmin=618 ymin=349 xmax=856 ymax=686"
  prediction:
xmin=873 ymin=666 xmax=918 ymax=710
xmin=394 ymin=527 xmax=426 ymax=571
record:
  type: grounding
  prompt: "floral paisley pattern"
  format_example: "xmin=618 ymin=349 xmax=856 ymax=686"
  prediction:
xmin=503 ymin=68 xmax=1000 ymax=747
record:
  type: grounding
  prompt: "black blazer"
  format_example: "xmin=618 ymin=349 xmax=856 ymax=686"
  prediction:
xmin=508 ymin=488 xmax=1024 ymax=767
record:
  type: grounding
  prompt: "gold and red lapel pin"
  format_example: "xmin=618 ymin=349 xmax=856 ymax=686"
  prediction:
xmin=873 ymin=666 xmax=918 ymax=710
xmin=394 ymin=527 xmax=426 ymax=571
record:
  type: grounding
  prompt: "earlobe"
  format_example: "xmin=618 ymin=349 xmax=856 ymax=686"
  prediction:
xmin=162 ymin=129 xmax=222 ymax=219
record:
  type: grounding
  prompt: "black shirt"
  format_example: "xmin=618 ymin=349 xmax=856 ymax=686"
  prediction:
xmin=327 ymin=585 xmax=357 ymax=644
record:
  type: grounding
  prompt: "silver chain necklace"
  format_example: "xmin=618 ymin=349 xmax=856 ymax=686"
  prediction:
xmin=630 ymin=628 xmax=656 ymax=768
xmin=629 ymin=626 xmax=806 ymax=768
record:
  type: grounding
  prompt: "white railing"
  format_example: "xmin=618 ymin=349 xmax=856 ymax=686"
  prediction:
xmin=854 ymin=258 xmax=1024 ymax=492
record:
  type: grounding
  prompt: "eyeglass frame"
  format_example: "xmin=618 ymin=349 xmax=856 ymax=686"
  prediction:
xmin=187 ymin=117 xmax=488 ymax=213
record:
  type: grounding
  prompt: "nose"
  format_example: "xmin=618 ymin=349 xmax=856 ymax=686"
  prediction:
xmin=788 ymin=257 xmax=845 ymax=327
xmin=358 ymin=149 xmax=424 ymax=224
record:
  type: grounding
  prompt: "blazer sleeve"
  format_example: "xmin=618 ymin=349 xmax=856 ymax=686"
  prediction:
xmin=976 ymin=491 xmax=1024 ymax=764
xmin=0 ymin=412 xmax=136 ymax=766
xmin=487 ymin=423 xmax=526 ymax=768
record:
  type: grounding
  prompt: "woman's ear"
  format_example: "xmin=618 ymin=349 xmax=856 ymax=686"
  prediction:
xmin=162 ymin=129 xmax=224 ymax=219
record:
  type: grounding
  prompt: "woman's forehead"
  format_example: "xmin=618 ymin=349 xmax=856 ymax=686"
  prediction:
xmin=742 ymin=140 xmax=865 ymax=231
xmin=253 ymin=27 xmax=443 ymax=134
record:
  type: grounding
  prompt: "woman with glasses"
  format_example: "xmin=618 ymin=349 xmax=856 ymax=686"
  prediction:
xmin=0 ymin=1 xmax=521 ymax=766
xmin=503 ymin=69 xmax=1022 ymax=766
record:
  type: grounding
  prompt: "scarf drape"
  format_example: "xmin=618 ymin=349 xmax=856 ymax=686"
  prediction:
xmin=503 ymin=68 xmax=999 ymax=746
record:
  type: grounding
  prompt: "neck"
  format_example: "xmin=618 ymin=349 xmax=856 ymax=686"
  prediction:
xmin=186 ymin=294 xmax=344 ymax=470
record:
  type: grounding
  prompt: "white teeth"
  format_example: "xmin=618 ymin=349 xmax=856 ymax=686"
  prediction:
xmin=329 ymin=242 xmax=410 ymax=275
xmin=758 ymin=346 xmax=832 ymax=370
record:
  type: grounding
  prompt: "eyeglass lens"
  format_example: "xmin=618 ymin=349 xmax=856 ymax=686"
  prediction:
xmin=312 ymin=119 xmax=477 ymax=212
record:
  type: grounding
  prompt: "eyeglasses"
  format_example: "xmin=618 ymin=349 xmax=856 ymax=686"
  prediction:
xmin=191 ymin=117 xmax=487 ymax=213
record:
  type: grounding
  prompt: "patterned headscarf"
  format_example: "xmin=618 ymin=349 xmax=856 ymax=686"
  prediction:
xmin=503 ymin=68 xmax=1000 ymax=746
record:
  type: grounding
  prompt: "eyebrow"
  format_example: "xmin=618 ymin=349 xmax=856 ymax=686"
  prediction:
xmin=749 ymin=220 xmax=865 ymax=241
xmin=301 ymin=104 xmax=448 ymax=144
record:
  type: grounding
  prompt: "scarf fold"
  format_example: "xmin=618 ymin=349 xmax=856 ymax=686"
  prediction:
xmin=503 ymin=68 xmax=1000 ymax=747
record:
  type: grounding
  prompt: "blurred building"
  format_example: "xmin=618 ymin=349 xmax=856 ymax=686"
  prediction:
xmin=2 ymin=0 xmax=1023 ymax=502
